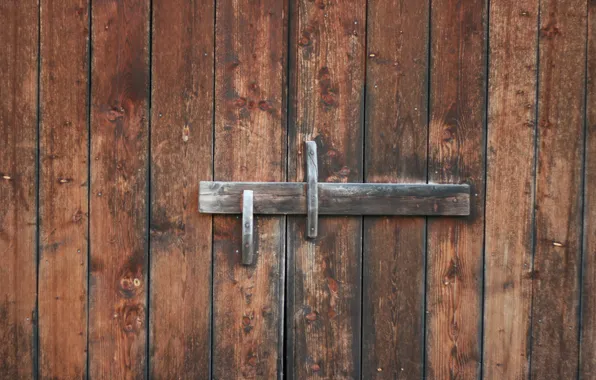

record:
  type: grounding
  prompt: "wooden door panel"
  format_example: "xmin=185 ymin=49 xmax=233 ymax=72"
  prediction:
xmin=2 ymin=1 xmax=596 ymax=378
xmin=582 ymin=1 xmax=596 ymax=377
xmin=0 ymin=1 xmax=38 ymax=378
xmin=149 ymin=0 xmax=214 ymax=377
xmin=483 ymin=0 xmax=538 ymax=378
xmin=362 ymin=0 xmax=429 ymax=377
xmin=426 ymin=0 xmax=487 ymax=378
xmin=531 ymin=1 xmax=587 ymax=378
xmin=89 ymin=0 xmax=151 ymax=377
xmin=39 ymin=0 xmax=90 ymax=377
xmin=212 ymin=0 xmax=288 ymax=378
xmin=287 ymin=1 xmax=366 ymax=379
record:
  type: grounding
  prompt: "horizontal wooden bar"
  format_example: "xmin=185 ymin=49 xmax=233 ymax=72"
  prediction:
xmin=199 ymin=181 xmax=470 ymax=216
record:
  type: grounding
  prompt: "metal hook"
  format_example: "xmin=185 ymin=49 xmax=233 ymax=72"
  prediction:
xmin=242 ymin=190 xmax=254 ymax=265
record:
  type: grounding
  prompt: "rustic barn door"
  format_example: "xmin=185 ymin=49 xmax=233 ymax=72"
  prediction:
xmin=210 ymin=0 xmax=433 ymax=378
xmin=3 ymin=0 xmax=594 ymax=379
xmin=208 ymin=0 xmax=479 ymax=378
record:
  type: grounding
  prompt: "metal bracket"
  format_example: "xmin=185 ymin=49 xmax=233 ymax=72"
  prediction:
xmin=199 ymin=141 xmax=471 ymax=265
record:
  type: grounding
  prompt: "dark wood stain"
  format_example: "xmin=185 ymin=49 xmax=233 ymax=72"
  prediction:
xmin=149 ymin=0 xmax=214 ymax=377
xmin=581 ymin=1 xmax=596 ymax=377
xmin=0 ymin=0 xmax=595 ymax=378
xmin=363 ymin=1 xmax=429 ymax=376
xmin=530 ymin=1 xmax=587 ymax=379
xmin=426 ymin=0 xmax=487 ymax=378
xmin=287 ymin=0 xmax=366 ymax=378
xmin=212 ymin=0 xmax=287 ymax=378
xmin=89 ymin=0 xmax=150 ymax=378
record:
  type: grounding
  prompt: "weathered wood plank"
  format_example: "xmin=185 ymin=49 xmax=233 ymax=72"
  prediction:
xmin=200 ymin=182 xmax=469 ymax=216
xmin=89 ymin=0 xmax=150 ymax=378
xmin=0 ymin=1 xmax=38 ymax=378
xmin=38 ymin=0 xmax=90 ymax=378
xmin=483 ymin=0 xmax=538 ymax=378
xmin=426 ymin=0 xmax=487 ymax=378
xmin=530 ymin=1 xmax=587 ymax=378
xmin=362 ymin=0 xmax=429 ymax=377
xmin=287 ymin=0 xmax=366 ymax=377
xmin=149 ymin=0 xmax=213 ymax=377
xmin=212 ymin=0 xmax=287 ymax=377
xmin=582 ymin=1 xmax=596 ymax=377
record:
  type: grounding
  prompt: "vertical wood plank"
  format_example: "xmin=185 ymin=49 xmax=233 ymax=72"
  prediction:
xmin=0 ymin=1 xmax=39 ymax=378
xmin=89 ymin=0 xmax=150 ymax=378
xmin=426 ymin=0 xmax=487 ymax=378
xmin=582 ymin=1 xmax=596 ymax=377
xmin=362 ymin=0 xmax=429 ymax=377
xmin=212 ymin=0 xmax=287 ymax=377
xmin=483 ymin=1 xmax=539 ymax=379
xmin=149 ymin=0 xmax=213 ymax=377
xmin=38 ymin=0 xmax=89 ymax=378
xmin=287 ymin=0 xmax=365 ymax=378
xmin=530 ymin=0 xmax=587 ymax=378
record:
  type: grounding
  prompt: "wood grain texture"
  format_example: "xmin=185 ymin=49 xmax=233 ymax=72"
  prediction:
xmin=483 ymin=1 xmax=538 ymax=379
xmin=362 ymin=0 xmax=429 ymax=377
xmin=0 ymin=1 xmax=38 ymax=378
xmin=582 ymin=1 xmax=596 ymax=377
xmin=287 ymin=0 xmax=365 ymax=378
xmin=38 ymin=0 xmax=90 ymax=378
xmin=89 ymin=0 xmax=150 ymax=378
xmin=149 ymin=0 xmax=213 ymax=377
xmin=530 ymin=1 xmax=587 ymax=378
xmin=426 ymin=0 xmax=486 ymax=378
xmin=212 ymin=0 xmax=287 ymax=377
xmin=200 ymin=182 xmax=469 ymax=216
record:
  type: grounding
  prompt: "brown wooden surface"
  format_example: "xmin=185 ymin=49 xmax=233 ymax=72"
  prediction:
xmin=0 ymin=1 xmax=38 ymax=378
xmin=149 ymin=0 xmax=214 ymax=377
xmin=200 ymin=182 xmax=470 ymax=216
xmin=482 ymin=0 xmax=538 ymax=378
xmin=89 ymin=0 xmax=150 ymax=378
xmin=582 ymin=1 xmax=596 ymax=377
xmin=287 ymin=0 xmax=366 ymax=378
xmin=2 ymin=1 xmax=596 ymax=379
xmin=530 ymin=1 xmax=587 ymax=378
xmin=426 ymin=0 xmax=487 ymax=378
xmin=212 ymin=0 xmax=287 ymax=377
xmin=38 ymin=0 xmax=90 ymax=378
xmin=362 ymin=0 xmax=429 ymax=377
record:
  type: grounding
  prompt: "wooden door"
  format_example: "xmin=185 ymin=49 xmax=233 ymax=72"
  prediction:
xmin=1 ymin=0 xmax=594 ymax=379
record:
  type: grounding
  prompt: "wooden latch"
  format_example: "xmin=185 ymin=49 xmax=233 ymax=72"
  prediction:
xmin=199 ymin=141 xmax=470 ymax=265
